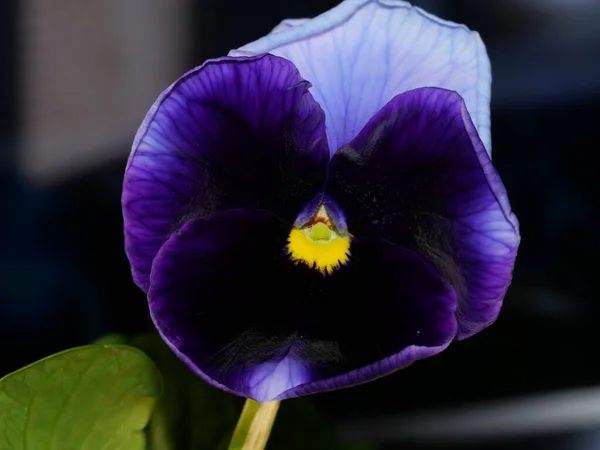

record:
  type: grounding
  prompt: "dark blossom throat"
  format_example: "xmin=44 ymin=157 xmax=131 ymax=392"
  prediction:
xmin=286 ymin=203 xmax=352 ymax=275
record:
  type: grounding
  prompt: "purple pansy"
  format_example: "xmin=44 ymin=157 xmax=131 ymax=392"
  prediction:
xmin=122 ymin=0 xmax=520 ymax=402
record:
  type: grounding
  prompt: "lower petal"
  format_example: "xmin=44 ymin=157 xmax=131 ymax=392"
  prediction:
xmin=149 ymin=208 xmax=457 ymax=401
xmin=328 ymin=87 xmax=520 ymax=338
xmin=277 ymin=238 xmax=458 ymax=399
xmin=148 ymin=208 xmax=308 ymax=401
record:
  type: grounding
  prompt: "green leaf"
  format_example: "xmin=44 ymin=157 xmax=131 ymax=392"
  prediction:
xmin=0 ymin=345 xmax=162 ymax=450
xmin=131 ymin=333 xmax=242 ymax=450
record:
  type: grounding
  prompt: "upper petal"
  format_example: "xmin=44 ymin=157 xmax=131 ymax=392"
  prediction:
xmin=232 ymin=0 xmax=491 ymax=154
xmin=122 ymin=54 xmax=329 ymax=292
xmin=270 ymin=18 xmax=310 ymax=34
xmin=328 ymin=87 xmax=520 ymax=338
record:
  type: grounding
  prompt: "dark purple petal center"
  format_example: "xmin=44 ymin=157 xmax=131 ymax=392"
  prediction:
xmin=148 ymin=207 xmax=457 ymax=401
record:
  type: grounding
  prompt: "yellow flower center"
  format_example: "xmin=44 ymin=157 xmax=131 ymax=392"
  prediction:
xmin=286 ymin=205 xmax=351 ymax=275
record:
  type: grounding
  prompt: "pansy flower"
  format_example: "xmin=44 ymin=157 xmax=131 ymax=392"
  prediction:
xmin=122 ymin=0 xmax=520 ymax=402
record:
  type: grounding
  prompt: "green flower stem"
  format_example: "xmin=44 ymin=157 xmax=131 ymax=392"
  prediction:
xmin=228 ymin=399 xmax=280 ymax=450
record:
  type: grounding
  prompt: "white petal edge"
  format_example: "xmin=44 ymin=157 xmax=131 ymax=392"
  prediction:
xmin=270 ymin=18 xmax=310 ymax=34
xmin=229 ymin=0 xmax=492 ymax=155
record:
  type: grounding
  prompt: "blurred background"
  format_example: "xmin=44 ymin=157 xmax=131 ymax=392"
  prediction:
xmin=1 ymin=0 xmax=599 ymax=448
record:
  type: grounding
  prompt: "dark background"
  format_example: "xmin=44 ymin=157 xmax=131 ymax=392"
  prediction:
xmin=1 ymin=0 xmax=599 ymax=449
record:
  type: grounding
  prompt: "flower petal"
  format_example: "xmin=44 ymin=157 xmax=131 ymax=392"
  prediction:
xmin=276 ymin=237 xmax=457 ymax=400
xmin=148 ymin=208 xmax=457 ymax=402
xmin=148 ymin=208 xmax=309 ymax=402
xmin=229 ymin=20 xmax=309 ymax=57
xmin=232 ymin=0 xmax=492 ymax=154
xmin=328 ymin=87 xmax=520 ymax=338
xmin=270 ymin=18 xmax=310 ymax=34
xmin=122 ymin=54 xmax=329 ymax=292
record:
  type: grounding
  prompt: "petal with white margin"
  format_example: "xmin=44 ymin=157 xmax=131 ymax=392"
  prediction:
xmin=270 ymin=18 xmax=310 ymax=34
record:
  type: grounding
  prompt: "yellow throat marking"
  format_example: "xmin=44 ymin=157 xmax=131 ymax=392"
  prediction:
xmin=286 ymin=206 xmax=351 ymax=275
